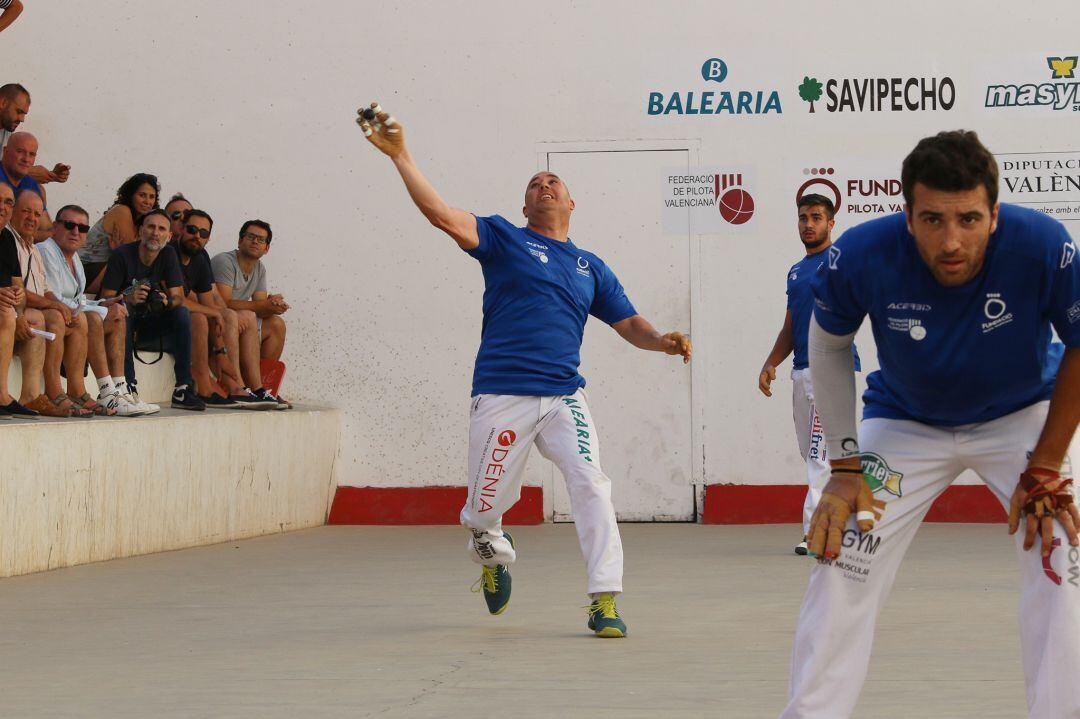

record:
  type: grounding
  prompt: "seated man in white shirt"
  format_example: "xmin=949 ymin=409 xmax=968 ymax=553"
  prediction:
xmin=40 ymin=204 xmax=142 ymax=416
xmin=10 ymin=190 xmax=87 ymax=417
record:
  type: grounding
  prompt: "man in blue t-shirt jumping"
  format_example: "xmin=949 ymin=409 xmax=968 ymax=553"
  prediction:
xmin=759 ymin=194 xmax=859 ymax=555
xmin=780 ymin=131 xmax=1080 ymax=718
xmin=357 ymin=103 xmax=691 ymax=638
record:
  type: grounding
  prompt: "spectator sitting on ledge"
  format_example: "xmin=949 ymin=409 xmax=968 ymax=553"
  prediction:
xmin=212 ymin=219 xmax=290 ymax=409
xmin=83 ymin=173 xmax=160 ymax=296
xmin=99 ymin=208 xmax=204 ymax=412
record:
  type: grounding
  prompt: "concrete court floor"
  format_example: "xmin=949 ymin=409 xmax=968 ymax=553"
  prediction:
xmin=0 ymin=523 xmax=1032 ymax=719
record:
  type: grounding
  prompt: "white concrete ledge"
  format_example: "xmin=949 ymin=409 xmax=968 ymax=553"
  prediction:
xmin=0 ymin=405 xmax=340 ymax=577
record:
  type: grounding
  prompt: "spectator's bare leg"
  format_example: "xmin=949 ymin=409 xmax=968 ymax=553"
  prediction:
xmin=16 ymin=308 xmax=45 ymax=402
xmin=0 ymin=306 xmax=15 ymax=404
xmin=190 ymin=312 xmax=217 ymax=397
xmin=235 ymin=310 xmax=263 ymax=390
xmin=86 ymin=312 xmax=109 ymax=380
xmin=260 ymin=315 xmax=286 ymax=361
xmin=43 ymin=309 xmax=68 ymax=398
xmin=105 ymin=314 xmax=125 ymax=379
xmin=62 ymin=314 xmax=90 ymax=399
xmin=214 ymin=309 xmax=245 ymax=395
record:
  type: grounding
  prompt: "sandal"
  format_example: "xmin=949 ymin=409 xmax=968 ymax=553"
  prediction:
xmin=49 ymin=393 xmax=93 ymax=418
xmin=72 ymin=392 xmax=116 ymax=417
xmin=24 ymin=393 xmax=72 ymax=418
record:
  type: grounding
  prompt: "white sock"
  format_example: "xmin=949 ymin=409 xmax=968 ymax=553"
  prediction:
xmin=97 ymin=376 xmax=116 ymax=395
xmin=115 ymin=380 xmax=129 ymax=395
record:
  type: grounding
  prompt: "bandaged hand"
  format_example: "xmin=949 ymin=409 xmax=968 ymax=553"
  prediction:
xmin=1009 ymin=467 xmax=1080 ymax=556
xmin=808 ymin=471 xmax=876 ymax=560
xmin=356 ymin=101 xmax=404 ymax=157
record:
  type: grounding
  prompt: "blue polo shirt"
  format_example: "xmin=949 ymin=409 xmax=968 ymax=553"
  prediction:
xmin=0 ymin=164 xmax=44 ymax=208
xmin=812 ymin=204 xmax=1079 ymax=426
xmin=787 ymin=250 xmax=860 ymax=371
xmin=466 ymin=215 xmax=637 ymax=396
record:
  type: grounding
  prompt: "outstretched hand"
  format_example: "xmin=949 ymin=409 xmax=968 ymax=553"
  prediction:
xmin=1008 ymin=468 xmax=1080 ymax=556
xmin=660 ymin=332 xmax=692 ymax=363
xmin=356 ymin=101 xmax=404 ymax=158
xmin=807 ymin=472 xmax=876 ymax=560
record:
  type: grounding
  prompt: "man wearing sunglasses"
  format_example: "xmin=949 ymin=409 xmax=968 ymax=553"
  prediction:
xmin=165 ymin=194 xmax=193 ymax=243
xmin=172 ymin=209 xmax=276 ymax=409
xmin=40 ymin=205 xmax=143 ymax=416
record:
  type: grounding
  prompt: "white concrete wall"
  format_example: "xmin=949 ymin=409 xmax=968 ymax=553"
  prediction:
xmin=4 ymin=2 xmax=1078 ymax=493
xmin=0 ymin=408 xmax=341 ymax=577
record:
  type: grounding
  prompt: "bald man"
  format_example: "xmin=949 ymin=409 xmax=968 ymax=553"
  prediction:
xmin=1 ymin=132 xmax=51 ymax=241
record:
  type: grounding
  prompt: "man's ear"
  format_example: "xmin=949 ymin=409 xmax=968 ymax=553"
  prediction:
xmin=988 ymin=202 xmax=1000 ymax=234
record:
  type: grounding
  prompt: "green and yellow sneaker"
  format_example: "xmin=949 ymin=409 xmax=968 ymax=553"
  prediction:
xmin=470 ymin=532 xmax=514 ymax=615
xmin=586 ymin=592 xmax=627 ymax=638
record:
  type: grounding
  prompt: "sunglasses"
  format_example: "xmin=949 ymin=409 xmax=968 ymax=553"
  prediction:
xmin=170 ymin=211 xmax=186 ymax=220
xmin=185 ymin=224 xmax=211 ymax=239
xmin=61 ymin=220 xmax=91 ymax=233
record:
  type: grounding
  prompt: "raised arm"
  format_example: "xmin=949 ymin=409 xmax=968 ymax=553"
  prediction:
xmin=611 ymin=314 xmax=691 ymax=363
xmin=0 ymin=0 xmax=23 ymax=33
xmin=758 ymin=310 xmax=794 ymax=397
xmin=356 ymin=102 xmax=478 ymax=251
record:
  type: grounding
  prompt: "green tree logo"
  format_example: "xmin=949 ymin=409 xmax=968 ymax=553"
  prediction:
xmin=799 ymin=76 xmax=823 ymax=113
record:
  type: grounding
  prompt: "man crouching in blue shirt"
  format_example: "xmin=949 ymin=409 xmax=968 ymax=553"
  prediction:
xmin=357 ymin=103 xmax=691 ymax=638
xmin=780 ymin=131 xmax=1080 ymax=718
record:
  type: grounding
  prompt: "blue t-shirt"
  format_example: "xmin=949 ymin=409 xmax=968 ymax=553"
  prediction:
xmin=787 ymin=250 xmax=860 ymax=371
xmin=466 ymin=215 xmax=637 ymax=396
xmin=812 ymin=204 xmax=1080 ymax=426
xmin=0 ymin=165 xmax=44 ymax=208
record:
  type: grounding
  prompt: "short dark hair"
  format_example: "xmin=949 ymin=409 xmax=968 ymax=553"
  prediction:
xmin=901 ymin=130 xmax=999 ymax=208
xmin=797 ymin=193 xmax=835 ymax=219
xmin=55 ymin=204 xmax=89 ymax=222
xmin=0 ymin=83 xmax=30 ymax=103
xmin=165 ymin=192 xmax=191 ymax=210
xmin=115 ymin=173 xmax=161 ymax=216
xmin=239 ymin=219 xmax=272 ymax=245
xmin=137 ymin=208 xmax=170 ymax=227
xmin=183 ymin=208 xmax=214 ymax=230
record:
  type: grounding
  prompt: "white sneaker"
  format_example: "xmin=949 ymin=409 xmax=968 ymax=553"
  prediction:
xmin=99 ymin=389 xmax=146 ymax=417
xmin=126 ymin=390 xmax=160 ymax=415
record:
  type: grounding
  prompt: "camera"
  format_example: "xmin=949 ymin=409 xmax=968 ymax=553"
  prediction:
xmin=124 ymin=279 xmax=167 ymax=318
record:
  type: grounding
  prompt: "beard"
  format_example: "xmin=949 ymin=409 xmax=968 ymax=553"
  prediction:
xmin=801 ymin=230 xmax=829 ymax=250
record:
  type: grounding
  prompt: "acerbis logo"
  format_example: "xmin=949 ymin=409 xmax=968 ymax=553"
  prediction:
xmin=986 ymin=55 xmax=1080 ymax=111
xmin=497 ymin=430 xmax=516 ymax=447
xmin=1063 ymin=241 xmax=1077 ymax=268
xmin=715 ymin=173 xmax=755 ymax=225
xmin=647 ymin=58 xmax=782 ymax=116
xmin=799 ymin=74 xmax=955 ymax=113
xmin=828 ymin=245 xmax=842 ymax=270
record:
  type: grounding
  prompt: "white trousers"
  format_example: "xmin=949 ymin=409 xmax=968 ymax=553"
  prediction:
xmin=459 ymin=390 xmax=623 ymax=595
xmin=781 ymin=401 xmax=1080 ymax=719
xmin=792 ymin=368 xmax=832 ymax=535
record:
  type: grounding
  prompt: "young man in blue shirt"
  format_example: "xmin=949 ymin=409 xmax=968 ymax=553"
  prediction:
xmin=781 ymin=131 xmax=1080 ymax=718
xmin=358 ymin=103 xmax=692 ymax=638
xmin=760 ymin=194 xmax=858 ymax=555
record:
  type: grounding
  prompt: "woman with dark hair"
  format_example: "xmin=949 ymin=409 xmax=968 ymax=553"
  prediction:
xmin=82 ymin=172 xmax=160 ymax=295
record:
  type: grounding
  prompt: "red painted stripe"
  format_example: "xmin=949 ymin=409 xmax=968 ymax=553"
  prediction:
xmin=327 ymin=485 xmax=544 ymax=525
xmin=702 ymin=484 xmax=1006 ymax=524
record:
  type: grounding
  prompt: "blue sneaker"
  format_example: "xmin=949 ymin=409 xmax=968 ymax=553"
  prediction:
xmin=471 ymin=532 xmax=514 ymax=615
xmin=586 ymin=593 xmax=627 ymax=638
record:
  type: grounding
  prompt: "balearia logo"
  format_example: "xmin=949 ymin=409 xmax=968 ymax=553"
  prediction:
xmin=798 ymin=74 xmax=955 ymax=113
xmin=861 ymin=452 xmax=903 ymax=497
xmin=715 ymin=173 xmax=755 ymax=224
xmin=796 ymin=166 xmax=903 ymax=216
xmin=986 ymin=56 xmax=1080 ymax=111
xmin=647 ymin=57 xmax=782 ymax=116
xmin=562 ymin=397 xmax=594 ymax=462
